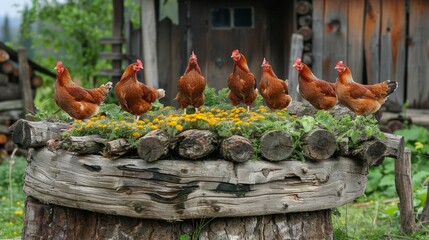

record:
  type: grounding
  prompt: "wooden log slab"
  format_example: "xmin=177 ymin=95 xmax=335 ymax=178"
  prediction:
xmin=23 ymin=196 xmax=332 ymax=240
xmin=301 ymin=128 xmax=336 ymax=161
xmin=104 ymin=138 xmax=131 ymax=158
xmin=350 ymin=140 xmax=387 ymax=166
xmin=287 ymin=101 xmax=354 ymax=119
xmin=24 ymin=147 xmax=369 ymax=221
xmin=220 ymin=135 xmax=253 ymax=162
xmin=9 ymin=119 xmax=68 ymax=149
xmin=175 ymin=129 xmax=218 ymax=160
xmin=137 ymin=129 xmax=170 ymax=162
xmin=0 ymin=49 xmax=9 ymax=62
xmin=61 ymin=135 xmax=106 ymax=155
xmin=0 ymin=73 xmax=8 ymax=85
xmin=260 ymin=130 xmax=293 ymax=161
xmin=0 ymin=83 xmax=21 ymax=101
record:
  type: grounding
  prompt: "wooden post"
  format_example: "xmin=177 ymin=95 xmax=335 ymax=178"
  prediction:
xmin=364 ymin=0 xmax=381 ymax=85
xmin=18 ymin=48 xmax=34 ymax=115
xmin=421 ymin=184 xmax=429 ymax=224
xmin=287 ymin=33 xmax=303 ymax=102
xmin=112 ymin=0 xmax=124 ymax=85
xmin=141 ymin=0 xmax=159 ymax=88
xmin=395 ymin=148 xmax=416 ymax=234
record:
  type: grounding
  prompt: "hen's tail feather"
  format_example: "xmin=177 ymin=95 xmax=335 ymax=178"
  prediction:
xmin=157 ymin=89 xmax=166 ymax=99
xmin=384 ymin=80 xmax=398 ymax=96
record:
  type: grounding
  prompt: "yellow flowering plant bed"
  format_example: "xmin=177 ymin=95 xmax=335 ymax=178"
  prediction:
xmin=62 ymin=96 xmax=384 ymax=160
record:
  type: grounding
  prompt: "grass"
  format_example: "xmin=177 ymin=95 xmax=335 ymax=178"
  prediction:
xmin=0 ymin=154 xmax=26 ymax=239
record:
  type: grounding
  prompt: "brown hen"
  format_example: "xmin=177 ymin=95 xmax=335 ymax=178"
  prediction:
xmin=176 ymin=51 xmax=206 ymax=114
xmin=228 ymin=49 xmax=258 ymax=112
xmin=114 ymin=59 xmax=165 ymax=121
xmin=335 ymin=61 xmax=398 ymax=115
xmin=54 ymin=61 xmax=112 ymax=120
xmin=259 ymin=58 xmax=292 ymax=111
xmin=292 ymin=58 xmax=337 ymax=110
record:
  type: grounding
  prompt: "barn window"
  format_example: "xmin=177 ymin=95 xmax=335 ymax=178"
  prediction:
xmin=211 ymin=7 xmax=253 ymax=29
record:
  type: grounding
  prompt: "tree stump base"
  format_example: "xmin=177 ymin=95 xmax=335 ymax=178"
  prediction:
xmin=24 ymin=197 xmax=332 ymax=240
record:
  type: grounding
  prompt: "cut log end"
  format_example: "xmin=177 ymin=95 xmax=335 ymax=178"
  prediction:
xmin=220 ymin=135 xmax=253 ymax=162
xmin=260 ymin=130 xmax=293 ymax=161
xmin=351 ymin=140 xmax=387 ymax=166
xmin=137 ymin=129 xmax=170 ymax=162
xmin=302 ymin=129 xmax=336 ymax=161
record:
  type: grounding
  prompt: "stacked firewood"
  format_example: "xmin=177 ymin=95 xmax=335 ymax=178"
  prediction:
xmin=0 ymin=48 xmax=43 ymax=157
xmin=295 ymin=0 xmax=313 ymax=65
xmin=9 ymin=113 xmax=403 ymax=167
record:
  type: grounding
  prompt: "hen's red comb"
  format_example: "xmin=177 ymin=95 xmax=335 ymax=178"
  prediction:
xmin=262 ymin=58 xmax=268 ymax=65
xmin=336 ymin=60 xmax=344 ymax=65
xmin=136 ymin=59 xmax=143 ymax=67
xmin=294 ymin=58 xmax=302 ymax=65
xmin=190 ymin=51 xmax=197 ymax=59
xmin=56 ymin=61 xmax=63 ymax=68
xmin=232 ymin=49 xmax=240 ymax=55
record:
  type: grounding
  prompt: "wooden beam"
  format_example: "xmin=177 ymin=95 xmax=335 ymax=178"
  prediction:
xmin=141 ymin=0 xmax=159 ymax=88
xmin=18 ymin=49 xmax=34 ymax=115
xmin=112 ymin=0 xmax=124 ymax=85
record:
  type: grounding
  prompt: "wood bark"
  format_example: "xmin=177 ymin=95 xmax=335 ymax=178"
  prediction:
xmin=23 ymin=196 xmax=333 ymax=240
xmin=260 ymin=130 xmax=293 ymax=161
xmin=296 ymin=26 xmax=313 ymax=41
xmin=61 ymin=135 xmax=106 ymax=155
xmin=137 ymin=129 xmax=170 ymax=162
xmin=287 ymin=101 xmax=354 ymax=119
xmin=302 ymin=129 xmax=336 ymax=161
xmin=104 ymin=138 xmax=131 ymax=158
xmin=382 ymin=133 xmax=405 ymax=159
xmin=220 ymin=135 xmax=253 ymax=162
xmin=298 ymin=15 xmax=312 ymax=27
xmin=395 ymin=148 xmax=416 ymax=234
xmin=350 ymin=140 xmax=386 ymax=166
xmin=175 ymin=130 xmax=218 ymax=160
xmin=9 ymin=119 xmax=68 ymax=149
xmin=24 ymin=147 xmax=368 ymax=221
xmin=0 ymin=100 xmax=22 ymax=112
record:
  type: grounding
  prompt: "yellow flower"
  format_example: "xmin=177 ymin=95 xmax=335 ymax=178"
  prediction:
xmin=137 ymin=120 xmax=144 ymax=125
xmin=138 ymin=125 xmax=144 ymax=129
xmin=16 ymin=201 xmax=21 ymax=206
xmin=133 ymin=132 xmax=141 ymax=138
xmin=73 ymin=119 xmax=82 ymax=123
xmin=176 ymin=125 xmax=184 ymax=131
xmin=90 ymin=117 xmax=98 ymax=121
xmin=151 ymin=125 xmax=159 ymax=130
xmin=415 ymin=142 xmax=424 ymax=150
xmin=111 ymin=121 xmax=118 ymax=125
xmin=13 ymin=231 xmax=17 ymax=236
xmin=15 ymin=210 xmax=23 ymax=216
xmin=114 ymin=127 xmax=119 ymax=131
xmin=1 ymin=196 xmax=6 ymax=201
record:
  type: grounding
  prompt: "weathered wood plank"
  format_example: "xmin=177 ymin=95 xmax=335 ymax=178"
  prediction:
xmin=0 ymin=100 xmax=22 ymax=111
xmin=407 ymin=0 xmax=429 ymax=109
xmin=364 ymin=0 xmax=381 ymax=85
xmin=347 ymin=0 xmax=365 ymax=83
xmin=23 ymin=196 xmax=332 ymax=240
xmin=141 ymin=0 xmax=159 ymax=88
xmin=322 ymin=0 xmax=347 ymax=83
xmin=312 ymin=0 xmax=325 ymax=77
xmin=395 ymin=148 xmax=416 ymax=234
xmin=380 ymin=0 xmax=406 ymax=106
xmin=24 ymin=148 xmax=368 ymax=221
xmin=287 ymin=33 xmax=304 ymax=102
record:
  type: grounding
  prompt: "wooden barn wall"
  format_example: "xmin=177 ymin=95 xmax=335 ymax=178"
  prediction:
xmin=312 ymin=0 xmax=428 ymax=109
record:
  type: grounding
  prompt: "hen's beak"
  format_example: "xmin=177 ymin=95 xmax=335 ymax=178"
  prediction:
xmin=292 ymin=63 xmax=297 ymax=68
xmin=334 ymin=65 xmax=339 ymax=70
xmin=54 ymin=66 xmax=58 ymax=70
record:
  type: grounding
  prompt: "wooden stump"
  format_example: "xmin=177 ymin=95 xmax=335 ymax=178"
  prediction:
xmin=260 ymin=130 xmax=293 ymax=161
xmin=301 ymin=128 xmax=336 ymax=161
xmin=175 ymin=130 xmax=218 ymax=160
xmin=105 ymin=138 xmax=131 ymax=158
xmin=220 ymin=135 xmax=253 ymax=162
xmin=23 ymin=197 xmax=332 ymax=240
xmin=350 ymin=140 xmax=386 ymax=166
xmin=137 ymin=129 xmax=170 ymax=162
xmin=61 ymin=135 xmax=106 ymax=155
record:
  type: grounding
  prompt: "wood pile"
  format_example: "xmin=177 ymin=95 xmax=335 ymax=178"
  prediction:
xmin=9 ymin=107 xmax=405 ymax=239
xmin=0 ymin=45 xmax=49 ymax=157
